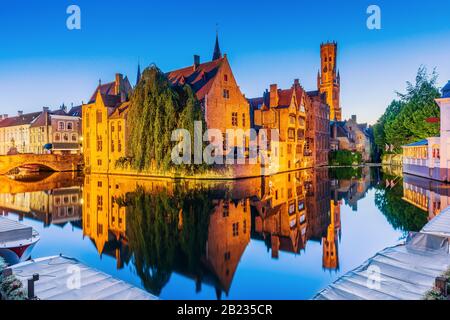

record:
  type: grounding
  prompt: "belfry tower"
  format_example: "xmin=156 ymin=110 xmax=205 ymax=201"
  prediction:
xmin=318 ymin=42 xmax=341 ymax=121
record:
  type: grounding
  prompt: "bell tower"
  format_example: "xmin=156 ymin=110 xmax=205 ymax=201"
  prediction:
xmin=318 ymin=42 xmax=341 ymax=121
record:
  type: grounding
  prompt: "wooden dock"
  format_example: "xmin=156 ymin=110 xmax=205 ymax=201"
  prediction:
xmin=314 ymin=206 xmax=450 ymax=300
xmin=7 ymin=255 xmax=158 ymax=300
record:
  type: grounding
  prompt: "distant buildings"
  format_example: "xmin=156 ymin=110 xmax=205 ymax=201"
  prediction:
xmin=0 ymin=106 xmax=82 ymax=155
xmin=402 ymin=81 xmax=450 ymax=182
xmin=330 ymin=115 xmax=373 ymax=162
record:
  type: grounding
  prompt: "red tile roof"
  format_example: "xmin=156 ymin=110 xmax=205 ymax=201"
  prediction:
xmin=0 ymin=112 xmax=41 ymax=128
xmin=88 ymin=82 xmax=116 ymax=104
xmin=166 ymin=58 xmax=224 ymax=101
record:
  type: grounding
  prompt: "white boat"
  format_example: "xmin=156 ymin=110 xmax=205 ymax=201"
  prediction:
xmin=0 ymin=216 xmax=40 ymax=265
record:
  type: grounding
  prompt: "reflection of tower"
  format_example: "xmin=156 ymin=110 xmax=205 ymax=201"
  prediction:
xmin=318 ymin=42 xmax=341 ymax=121
xmin=322 ymin=200 xmax=341 ymax=270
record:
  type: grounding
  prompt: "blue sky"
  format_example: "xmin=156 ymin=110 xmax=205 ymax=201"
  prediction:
xmin=0 ymin=0 xmax=449 ymax=124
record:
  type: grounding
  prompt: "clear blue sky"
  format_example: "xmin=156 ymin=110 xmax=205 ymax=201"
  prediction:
xmin=1 ymin=0 xmax=449 ymax=124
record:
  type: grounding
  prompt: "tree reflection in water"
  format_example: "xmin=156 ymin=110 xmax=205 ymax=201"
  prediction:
xmin=116 ymin=186 xmax=213 ymax=295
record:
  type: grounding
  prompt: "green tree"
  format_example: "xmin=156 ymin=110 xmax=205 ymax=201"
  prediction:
xmin=373 ymin=66 xmax=440 ymax=154
xmin=126 ymin=65 xmax=209 ymax=174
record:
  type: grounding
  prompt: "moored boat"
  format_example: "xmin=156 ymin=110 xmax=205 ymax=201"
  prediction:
xmin=0 ymin=216 xmax=40 ymax=265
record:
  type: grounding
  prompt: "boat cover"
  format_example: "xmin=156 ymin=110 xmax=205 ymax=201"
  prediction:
xmin=313 ymin=232 xmax=450 ymax=300
xmin=422 ymin=206 xmax=450 ymax=237
xmin=0 ymin=217 xmax=32 ymax=243
xmin=10 ymin=255 xmax=158 ymax=300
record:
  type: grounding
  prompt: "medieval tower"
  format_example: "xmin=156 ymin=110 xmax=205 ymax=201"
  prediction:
xmin=318 ymin=42 xmax=341 ymax=121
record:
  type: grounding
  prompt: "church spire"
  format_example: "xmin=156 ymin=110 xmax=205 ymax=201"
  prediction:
xmin=136 ymin=58 xmax=141 ymax=86
xmin=212 ymin=28 xmax=222 ymax=61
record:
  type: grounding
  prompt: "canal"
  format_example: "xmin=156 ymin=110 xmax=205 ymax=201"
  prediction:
xmin=1 ymin=166 xmax=448 ymax=300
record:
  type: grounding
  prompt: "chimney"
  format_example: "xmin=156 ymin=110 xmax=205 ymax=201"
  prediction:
xmin=351 ymin=115 xmax=357 ymax=123
xmin=115 ymin=73 xmax=123 ymax=95
xmin=43 ymin=107 xmax=49 ymax=112
xmin=293 ymin=79 xmax=300 ymax=88
xmin=269 ymin=84 xmax=279 ymax=108
xmin=18 ymin=110 xmax=23 ymax=116
xmin=193 ymin=55 xmax=200 ymax=71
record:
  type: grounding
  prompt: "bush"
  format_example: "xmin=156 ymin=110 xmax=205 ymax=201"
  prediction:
xmin=329 ymin=150 xmax=362 ymax=166
xmin=0 ymin=257 xmax=26 ymax=300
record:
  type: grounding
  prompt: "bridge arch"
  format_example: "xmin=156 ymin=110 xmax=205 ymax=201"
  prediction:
xmin=0 ymin=154 xmax=82 ymax=175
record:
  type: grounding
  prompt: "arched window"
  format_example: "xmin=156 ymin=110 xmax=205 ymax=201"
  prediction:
xmin=67 ymin=122 xmax=73 ymax=131
xmin=71 ymin=134 xmax=77 ymax=142
xmin=63 ymin=133 xmax=69 ymax=142
xmin=55 ymin=133 xmax=61 ymax=141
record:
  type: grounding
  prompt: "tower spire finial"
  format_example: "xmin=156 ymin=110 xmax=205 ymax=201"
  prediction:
xmin=136 ymin=57 xmax=141 ymax=86
xmin=212 ymin=24 xmax=222 ymax=61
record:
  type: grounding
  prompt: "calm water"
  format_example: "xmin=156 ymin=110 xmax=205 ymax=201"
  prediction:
xmin=1 ymin=166 xmax=448 ymax=300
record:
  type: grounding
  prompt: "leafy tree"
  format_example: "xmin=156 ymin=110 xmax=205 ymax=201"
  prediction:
xmin=126 ymin=65 xmax=209 ymax=174
xmin=373 ymin=66 xmax=441 ymax=154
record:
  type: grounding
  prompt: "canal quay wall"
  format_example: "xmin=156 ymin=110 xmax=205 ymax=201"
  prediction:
xmin=314 ymin=206 xmax=450 ymax=300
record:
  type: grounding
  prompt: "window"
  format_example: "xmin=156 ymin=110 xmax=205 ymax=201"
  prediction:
xmin=118 ymin=140 xmax=122 ymax=153
xmin=224 ymin=251 xmax=231 ymax=261
xmin=58 ymin=121 xmax=65 ymax=131
xmin=55 ymin=133 xmax=61 ymax=141
xmin=243 ymin=220 xmax=247 ymax=234
xmin=63 ymin=133 xmax=69 ymax=142
xmin=67 ymin=122 xmax=73 ymax=131
xmin=111 ymin=140 xmax=115 ymax=152
xmin=97 ymin=195 xmax=103 ymax=211
xmin=111 ymin=123 xmax=115 ymax=132
xmin=232 ymin=222 xmax=239 ymax=237
xmin=97 ymin=159 xmax=102 ymax=166
xmin=97 ymin=135 xmax=103 ymax=152
xmin=97 ymin=111 xmax=102 ymax=123
xmin=224 ymin=74 xmax=228 ymax=81
xmin=223 ymin=201 xmax=229 ymax=217
xmin=287 ymin=144 xmax=292 ymax=154
xmin=71 ymin=134 xmax=77 ymax=142
xmin=242 ymin=113 xmax=246 ymax=127
xmin=118 ymin=122 xmax=122 ymax=132
xmin=232 ymin=112 xmax=238 ymax=126
xmin=223 ymin=89 xmax=230 ymax=99
xmin=288 ymin=128 xmax=295 ymax=140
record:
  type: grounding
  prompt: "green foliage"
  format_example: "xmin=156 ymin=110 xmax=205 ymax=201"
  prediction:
xmin=424 ymin=269 xmax=450 ymax=300
xmin=115 ymin=156 xmax=133 ymax=169
xmin=127 ymin=65 xmax=209 ymax=174
xmin=373 ymin=66 xmax=441 ymax=154
xmin=329 ymin=150 xmax=362 ymax=166
xmin=374 ymin=173 xmax=428 ymax=232
xmin=116 ymin=185 xmax=214 ymax=295
xmin=0 ymin=257 xmax=26 ymax=300
xmin=329 ymin=167 xmax=363 ymax=180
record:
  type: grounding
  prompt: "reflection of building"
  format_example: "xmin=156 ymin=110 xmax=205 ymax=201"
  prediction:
xmin=253 ymin=171 xmax=310 ymax=257
xmin=204 ymin=198 xmax=250 ymax=296
xmin=402 ymin=81 xmax=450 ymax=182
xmin=402 ymin=174 xmax=450 ymax=221
xmin=0 ymin=186 xmax=82 ymax=227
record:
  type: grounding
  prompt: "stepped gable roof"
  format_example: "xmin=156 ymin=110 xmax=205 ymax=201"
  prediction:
xmin=89 ymin=82 xmax=116 ymax=104
xmin=166 ymin=57 xmax=224 ymax=101
xmin=0 ymin=112 xmax=41 ymax=128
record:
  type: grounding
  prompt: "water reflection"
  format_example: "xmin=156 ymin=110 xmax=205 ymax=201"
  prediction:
xmin=1 ymin=167 xmax=447 ymax=299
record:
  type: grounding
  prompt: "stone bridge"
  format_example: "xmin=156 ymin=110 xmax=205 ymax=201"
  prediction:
xmin=0 ymin=154 xmax=82 ymax=175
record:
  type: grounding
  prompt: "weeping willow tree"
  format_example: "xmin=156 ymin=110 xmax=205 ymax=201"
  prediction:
xmin=116 ymin=185 xmax=213 ymax=295
xmin=127 ymin=65 xmax=209 ymax=174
